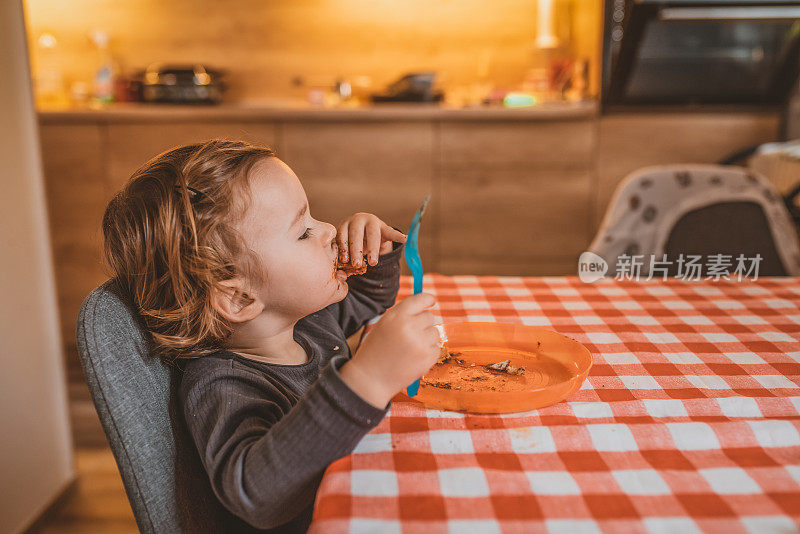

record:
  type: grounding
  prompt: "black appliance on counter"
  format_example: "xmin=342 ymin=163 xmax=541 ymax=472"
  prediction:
xmin=139 ymin=64 xmax=226 ymax=105
xmin=371 ymin=72 xmax=444 ymax=103
xmin=602 ymin=0 xmax=800 ymax=110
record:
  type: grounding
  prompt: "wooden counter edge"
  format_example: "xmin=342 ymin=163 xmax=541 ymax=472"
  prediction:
xmin=38 ymin=100 xmax=598 ymax=124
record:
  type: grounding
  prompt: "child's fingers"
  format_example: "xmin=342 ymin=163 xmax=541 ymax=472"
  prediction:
xmin=364 ymin=221 xmax=382 ymax=266
xmin=337 ymin=220 xmax=350 ymax=263
xmin=378 ymin=240 xmax=394 ymax=255
xmin=348 ymin=217 xmax=367 ymax=267
xmin=382 ymin=222 xmax=407 ymax=243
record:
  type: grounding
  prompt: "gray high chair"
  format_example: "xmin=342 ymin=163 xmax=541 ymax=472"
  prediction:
xmin=76 ymin=279 xmax=263 ymax=533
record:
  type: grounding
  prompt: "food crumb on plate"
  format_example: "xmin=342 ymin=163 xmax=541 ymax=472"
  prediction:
xmin=485 ymin=359 xmax=526 ymax=376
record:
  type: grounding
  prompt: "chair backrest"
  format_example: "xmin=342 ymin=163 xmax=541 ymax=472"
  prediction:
xmin=588 ymin=165 xmax=800 ymax=277
xmin=663 ymin=201 xmax=788 ymax=276
xmin=76 ymin=279 xmax=260 ymax=533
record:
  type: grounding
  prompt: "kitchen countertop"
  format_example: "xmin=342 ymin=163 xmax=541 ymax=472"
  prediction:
xmin=38 ymin=99 xmax=598 ymax=123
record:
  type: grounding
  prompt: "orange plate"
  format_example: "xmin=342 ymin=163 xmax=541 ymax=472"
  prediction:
xmin=410 ymin=322 xmax=593 ymax=414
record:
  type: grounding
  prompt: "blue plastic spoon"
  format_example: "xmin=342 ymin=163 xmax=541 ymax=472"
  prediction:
xmin=404 ymin=194 xmax=431 ymax=397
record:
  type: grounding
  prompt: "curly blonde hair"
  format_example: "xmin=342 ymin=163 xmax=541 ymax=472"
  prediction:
xmin=102 ymin=139 xmax=276 ymax=361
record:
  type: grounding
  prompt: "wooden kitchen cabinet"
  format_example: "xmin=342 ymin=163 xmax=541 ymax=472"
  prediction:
xmin=281 ymin=121 xmax=436 ymax=276
xmin=439 ymin=168 xmax=593 ymax=276
xmin=38 ymin=124 xmax=108 ymax=363
xmin=105 ymin=122 xmax=280 ymax=189
xmin=438 ymin=120 xmax=596 ymax=275
xmin=440 ymin=120 xmax=595 ymax=169
xmin=38 ymin=103 xmax=780 ymax=373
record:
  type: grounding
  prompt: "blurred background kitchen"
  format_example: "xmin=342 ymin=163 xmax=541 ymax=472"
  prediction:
xmin=4 ymin=0 xmax=800 ymax=532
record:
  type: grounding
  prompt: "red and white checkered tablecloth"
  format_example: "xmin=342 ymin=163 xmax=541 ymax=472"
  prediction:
xmin=310 ymin=275 xmax=800 ymax=534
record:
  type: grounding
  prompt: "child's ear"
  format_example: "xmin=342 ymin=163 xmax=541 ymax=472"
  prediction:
xmin=211 ymin=278 xmax=264 ymax=323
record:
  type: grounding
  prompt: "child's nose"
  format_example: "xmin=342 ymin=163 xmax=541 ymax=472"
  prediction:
xmin=324 ymin=222 xmax=337 ymax=246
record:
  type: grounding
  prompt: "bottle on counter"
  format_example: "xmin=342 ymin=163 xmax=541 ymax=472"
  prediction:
xmin=33 ymin=32 xmax=69 ymax=109
xmin=69 ymin=81 xmax=90 ymax=107
xmin=88 ymin=30 xmax=117 ymax=106
xmin=525 ymin=0 xmax=574 ymax=102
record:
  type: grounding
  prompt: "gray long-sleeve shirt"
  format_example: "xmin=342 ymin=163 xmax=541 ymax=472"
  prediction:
xmin=178 ymin=239 xmax=404 ymax=532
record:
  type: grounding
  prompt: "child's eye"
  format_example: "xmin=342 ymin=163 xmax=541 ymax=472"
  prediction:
xmin=299 ymin=228 xmax=313 ymax=240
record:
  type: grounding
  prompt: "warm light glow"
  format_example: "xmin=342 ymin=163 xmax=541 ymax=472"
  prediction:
xmin=535 ymin=0 xmax=559 ymax=49
xmin=37 ymin=32 xmax=56 ymax=49
xmin=23 ymin=0 xmax=602 ymax=104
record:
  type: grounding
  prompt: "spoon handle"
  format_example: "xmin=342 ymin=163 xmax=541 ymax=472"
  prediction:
xmin=404 ymin=196 xmax=429 ymax=397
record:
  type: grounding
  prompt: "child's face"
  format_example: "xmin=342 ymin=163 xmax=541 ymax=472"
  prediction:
xmin=236 ymin=157 xmax=348 ymax=319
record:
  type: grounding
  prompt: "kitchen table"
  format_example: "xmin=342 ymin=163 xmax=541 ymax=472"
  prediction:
xmin=310 ymin=275 xmax=800 ymax=533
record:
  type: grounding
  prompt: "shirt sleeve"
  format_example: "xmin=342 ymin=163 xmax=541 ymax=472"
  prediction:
xmin=179 ymin=354 xmax=388 ymax=530
xmin=335 ymin=232 xmax=405 ymax=339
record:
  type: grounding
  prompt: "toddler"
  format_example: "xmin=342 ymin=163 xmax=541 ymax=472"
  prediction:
xmin=101 ymin=140 xmax=441 ymax=532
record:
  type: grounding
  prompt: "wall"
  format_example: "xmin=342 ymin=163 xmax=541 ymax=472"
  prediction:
xmin=0 ymin=1 xmax=75 ymax=533
xmin=23 ymin=0 xmax=602 ymax=103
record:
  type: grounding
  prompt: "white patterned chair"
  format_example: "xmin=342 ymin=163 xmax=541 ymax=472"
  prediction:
xmin=589 ymin=165 xmax=800 ymax=278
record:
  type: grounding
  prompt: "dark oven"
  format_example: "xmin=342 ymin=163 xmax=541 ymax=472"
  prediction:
xmin=602 ymin=0 xmax=800 ymax=109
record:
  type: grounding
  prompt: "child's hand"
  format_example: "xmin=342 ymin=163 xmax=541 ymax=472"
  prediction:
xmin=340 ymin=293 xmax=441 ymax=408
xmin=336 ymin=213 xmax=407 ymax=270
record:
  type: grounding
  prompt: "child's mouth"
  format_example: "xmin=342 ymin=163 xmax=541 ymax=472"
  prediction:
xmin=333 ymin=255 xmax=348 ymax=281
xmin=333 ymin=257 xmax=367 ymax=280
xmin=332 ymin=245 xmax=370 ymax=280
